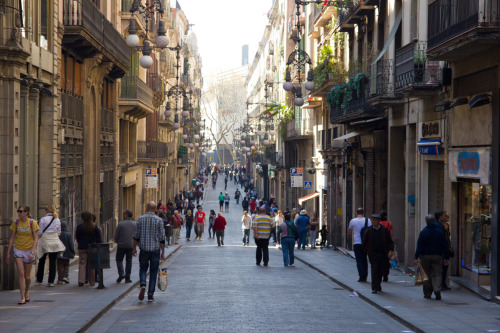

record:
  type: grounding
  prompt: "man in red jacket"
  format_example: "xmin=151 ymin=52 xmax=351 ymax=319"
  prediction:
xmin=213 ymin=213 xmax=227 ymax=246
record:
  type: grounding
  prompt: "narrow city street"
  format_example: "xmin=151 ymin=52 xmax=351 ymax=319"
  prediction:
xmin=88 ymin=178 xmax=410 ymax=333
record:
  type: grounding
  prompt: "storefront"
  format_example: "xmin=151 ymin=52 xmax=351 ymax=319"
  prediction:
xmin=449 ymin=148 xmax=492 ymax=293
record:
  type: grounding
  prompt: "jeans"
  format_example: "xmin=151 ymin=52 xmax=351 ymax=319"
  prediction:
xmin=281 ymin=238 xmax=296 ymax=266
xmin=139 ymin=249 xmax=161 ymax=296
xmin=116 ymin=247 xmax=133 ymax=279
xmin=37 ymin=252 xmax=58 ymax=283
xmin=353 ymin=244 xmax=368 ymax=281
xmin=309 ymin=230 xmax=317 ymax=247
xmin=297 ymin=230 xmax=307 ymax=249
xmin=255 ymin=238 xmax=270 ymax=265
xmin=270 ymin=228 xmax=277 ymax=242
xmin=186 ymin=224 xmax=192 ymax=239
xmin=208 ymin=224 xmax=214 ymax=238
xmin=242 ymin=229 xmax=250 ymax=244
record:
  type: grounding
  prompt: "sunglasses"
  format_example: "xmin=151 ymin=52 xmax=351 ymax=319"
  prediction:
xmin=17 ymin=210 xmax=25 ymax=213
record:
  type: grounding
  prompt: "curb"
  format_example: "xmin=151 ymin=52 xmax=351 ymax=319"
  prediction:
xmin=294 ymin=255 xmax=424 ymax=333
xmin=76 ymin=245 xmax=183 ymax=333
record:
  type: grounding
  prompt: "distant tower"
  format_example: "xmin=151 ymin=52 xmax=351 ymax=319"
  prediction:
xmin=242 ymin=45 xmax=249 ymax=66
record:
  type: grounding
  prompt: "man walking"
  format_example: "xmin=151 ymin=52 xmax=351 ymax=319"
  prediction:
xmin=170 ymin=210 xmax=183 ymax=245
xmin=295 ymin=210 xmax=310 ymax=250
xmin=235 ymin=189 xmax=241 ymax=204
xmin=218 ymin=192 xmax=224 ymax=213
xmin=414 ymin=214 xmax=450 ymax=300
xmin=224 ymin=192 xmax=230 ymax=212
xmin=348 ymin=208 xmax=371 ymax=282
xmin=213 ymin=212 xmax=227 ymax=246
xmin=133 ymin=202 xmax=165 ymax=302
xmin=114 ymin=210 xmax=136 ymax=283
xmin=253 ymin=207 xmax=273 ymax=266
xmin=241 ymin=211 xmax=252 ymax=246
xmin=195 ymin=205 xmax=206 ymax=240
xmin=434 ymin=210 xmax=452 ymax=290
xmin=362 ymin=214 xmax=394 ymax=294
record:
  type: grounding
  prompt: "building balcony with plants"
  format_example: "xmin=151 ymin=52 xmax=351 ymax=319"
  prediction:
xmin=309 ymin=44 xmax=346 ymax=96
xmin=395 ymin=40 xmax=444 ymax=91
xmin=328 ymin=72 xmax=380 ymax=124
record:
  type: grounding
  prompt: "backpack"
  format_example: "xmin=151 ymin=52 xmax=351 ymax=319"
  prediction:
xmin=360 ymin=218 xmax=368 ymax=241
xmin=15 ymin=218 xmax=34 ymax=233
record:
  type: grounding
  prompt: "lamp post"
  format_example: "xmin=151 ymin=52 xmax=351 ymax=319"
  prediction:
xmin=283 ymin=1 xmax=349 ymax=105
xmin=126 ymin=0 xmax=170 ymax=68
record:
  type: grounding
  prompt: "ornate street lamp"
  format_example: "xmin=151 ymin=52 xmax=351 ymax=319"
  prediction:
xmin=283 ymin=1 xmax=349 ymax=105
xmin=126 ymin=0 xmax=169 ymax=68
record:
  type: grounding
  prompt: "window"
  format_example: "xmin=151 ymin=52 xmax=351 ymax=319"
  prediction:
xmin=40 ymin=0 xmax=48 ymax=49
xmin=62 ymin=53 xmax=82 ymax=96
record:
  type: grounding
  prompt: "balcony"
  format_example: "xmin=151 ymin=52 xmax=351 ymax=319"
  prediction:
xmin=285 ymin=109 xmax=314 ymax=140
xmin=147 ymin=73 xmax=164 ymax=108
xmin=310 ymin=63 xmax=345 ymax=96
xmin=137 ymin=141 xmax=168 ymax=161
xmin=178 ymin=154 xmax=189 ymax=165
xmin=369 ymin=59 xmax=398 ymax=101
xmin=313 ymin=5 xmax=336 ymax=28
xmin=329 ymin=77 xmax=382 ymax=124
xmin=344 ymin=0 xmax=376 ymax=26
xmin=427 ymin=0 xmax=500 ymax=60
xmin=63 ymin=0 xmax=129 ymax=78
xmin=119 ymin=76 xmax=155 ymax=120
xmin=337 ymin=8 xmax=355 ymax=32
xmin=395 ymin=41 xmax=444 ymax=91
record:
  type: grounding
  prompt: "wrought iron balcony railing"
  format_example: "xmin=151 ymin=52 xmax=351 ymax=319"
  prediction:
xmin=329 ymin=79 xmax=380 ymax=124
xmin=137 ymin=141 xmax=168 ymax=160
xmin=428 ymin=0 xmax=500 ymax=50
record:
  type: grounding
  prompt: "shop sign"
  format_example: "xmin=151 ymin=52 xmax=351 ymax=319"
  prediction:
xmin=449 ymin=149 xmax=490 ymax=184
xmin=419 ymin=120 xmax=441 ymax=139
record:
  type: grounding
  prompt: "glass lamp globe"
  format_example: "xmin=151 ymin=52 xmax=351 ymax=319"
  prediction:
xmin=156 ymin=35 xmax=169 ymax=49
xmin=251 ymin=145 xmax=255 ymax=149
xmin=305 ymin=80 xmax=315 ymax=91
xmin=172 ymin=122 xmax=180 ymax=130
xmin=283 ymin=81 xmax=294 ymax=91
xmin=250 ymin=140 xmax=255 ymax=145
xmin=140 ymin=55 xmax=153 ymax=68
xmin=240 ymin=140 xmax=245 ymax=145
xmin=164 ymin=109 xmax=172 ymax=118
xmin=183 ymin=134 xmax=188 ymax=140
xmin=294 ymin=96 xmax=304 ymax=106
xmin=257 ymin=130 xmax=263 ymax=136
xmin=270 ymin=129 xmax=275 ymax=135
xmin=263 ymin=139 xmax=270 ymax=145
xmin=194 ymin=134 xmax=200 ymax=139
xmin=195 ymin=142 xmax=199 ymax=147
xmin=126 ymin=34 xmax=140 ymax=48
xmin=241 ymin=133 xmax=246 ymax=139
xmin=181 ymin=110 xmax=190 ymax=118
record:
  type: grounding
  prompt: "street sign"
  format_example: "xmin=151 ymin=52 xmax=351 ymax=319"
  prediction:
xmin=291 ymin=168 xmax=303 ymax=187
xmin=304 ymin=181 xmax=312 ymax=189
xmin=145 ymin=168 xmax=157 ymax=188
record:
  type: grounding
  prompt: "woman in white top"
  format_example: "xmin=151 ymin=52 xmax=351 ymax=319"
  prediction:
xmin=36 ymin=205 xmax=66 ymax=287
xmin=275 ymin=210 xmax=284 ymax=245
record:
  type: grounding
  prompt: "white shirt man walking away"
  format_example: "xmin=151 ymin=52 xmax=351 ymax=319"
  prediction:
xmin=347 ymin=207 xmax=371 ymax=282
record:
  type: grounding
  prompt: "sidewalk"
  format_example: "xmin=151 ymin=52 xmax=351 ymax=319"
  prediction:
xmin=0 ymin=243 xmax=182 ymax=333
xmin=292 ymin=247 xmax=500 ymax=333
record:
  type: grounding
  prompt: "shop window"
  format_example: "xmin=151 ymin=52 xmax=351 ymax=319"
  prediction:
xmin=462 ymin=183 xmax=492 ymax=277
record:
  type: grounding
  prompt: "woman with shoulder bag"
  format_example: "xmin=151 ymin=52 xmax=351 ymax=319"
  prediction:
xmin=75 ymin=211 xmax=102 ymax=287
xmin=36 ymin=205 xmax=66 ymax=287
xmin=6 ymin=205 xmax=40 ymax=304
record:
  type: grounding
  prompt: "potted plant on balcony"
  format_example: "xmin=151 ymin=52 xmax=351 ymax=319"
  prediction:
xmin=414 ymin=48 xmax=426 ymax=83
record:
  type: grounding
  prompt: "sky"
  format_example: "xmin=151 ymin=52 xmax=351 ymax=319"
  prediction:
xmin=176 ymin=0 xmax=273 ymax=78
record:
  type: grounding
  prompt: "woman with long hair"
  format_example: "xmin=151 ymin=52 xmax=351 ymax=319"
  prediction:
xmin=6 ymin=205 xmax=39 ymax=304
xmin=36 ymin=205 xmax=66 ymax=287
xmin=275 ymin=210 xmax=284 ymax=245
xmin=75 ymin=211 xmax=102 ymax=286
xmin=208 ymin=209 xmax=216 ymax=239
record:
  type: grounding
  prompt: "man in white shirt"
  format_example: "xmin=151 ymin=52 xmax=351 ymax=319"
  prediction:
xmin=347 ymin=207 xmax=372 ymax=282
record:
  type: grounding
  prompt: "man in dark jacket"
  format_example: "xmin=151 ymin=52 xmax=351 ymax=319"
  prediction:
xmin=242 ymin=196 xmax=249 ymax=212
xmin=362 ymin=214 xmax=394 ymax=294
xmin=414 ymin=214 xmax=450 ymax=300
xmin=114 ymin=210 xmax=136 ymax=283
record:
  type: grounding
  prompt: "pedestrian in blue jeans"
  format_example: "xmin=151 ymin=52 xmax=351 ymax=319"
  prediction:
xmin=348 ymin=208 xmax=371 ymax=282
xmin=295 ymin=210 xmax=310 ymax=250
xmin=133 ymin=201 xmax=165 ymax=302
xmin=278 ymin=213 xmax=299 ymax=266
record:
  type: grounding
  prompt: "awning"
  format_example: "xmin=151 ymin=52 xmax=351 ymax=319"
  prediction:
xmin=332 ymin=131 xmax=366 ymax=149
xmin=417 ymin=139 xmax=443 ymax=155
xmin=298 ymin=192 xmax=320 ymax=205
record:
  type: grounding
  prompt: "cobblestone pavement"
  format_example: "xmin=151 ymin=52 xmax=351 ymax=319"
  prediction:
xmin=88 ymin=177 xmax=411 ymax=333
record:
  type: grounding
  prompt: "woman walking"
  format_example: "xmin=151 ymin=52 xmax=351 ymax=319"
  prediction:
xmin=208 ymin=210 xmax=216 ymax=239
xmin=275 ymin=210 xmax=284 ymax=246
xmin=36 ymin=205 xmax=66 ymax=287
xmin=75 ymin=211 xmax=102 ymax=286
xmin=185 ymin=210 xmax=194 ymax=241
xmin=309 ymin=211 xmax=319 ymax=249
xmin=6 ymin=205 xmax=39 ymax=304
xmin=278 ymin=213 xmax=299 ymax=267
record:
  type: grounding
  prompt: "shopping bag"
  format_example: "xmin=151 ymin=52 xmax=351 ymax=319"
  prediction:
xmin=414 ymin=262 xmax=428 ymax=286
xmin=158 ymin=260 xmax=168 ymax=291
